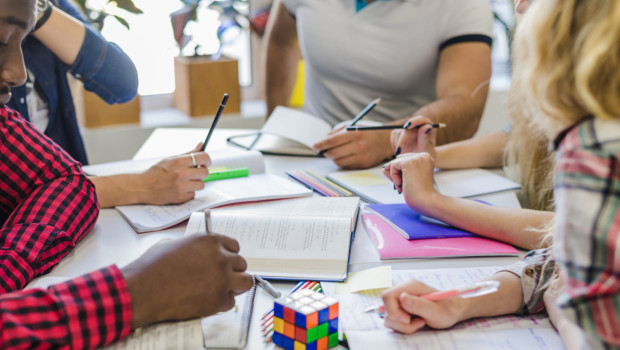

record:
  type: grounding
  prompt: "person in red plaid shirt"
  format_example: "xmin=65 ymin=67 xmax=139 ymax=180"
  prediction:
xmin=0 ymin=1 xmax=254 ymax=348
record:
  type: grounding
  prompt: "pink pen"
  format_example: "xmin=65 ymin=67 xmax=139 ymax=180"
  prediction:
xmin=364 ymin=280 xmax=500 ymax=315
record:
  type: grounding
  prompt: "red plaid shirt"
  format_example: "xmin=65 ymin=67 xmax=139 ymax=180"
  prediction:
xmin=0 ymin=106 xmax=132 ymax=348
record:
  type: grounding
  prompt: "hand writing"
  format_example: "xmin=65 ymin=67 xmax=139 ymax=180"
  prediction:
xmin=123 ymin=234 xmax=253 ymax=329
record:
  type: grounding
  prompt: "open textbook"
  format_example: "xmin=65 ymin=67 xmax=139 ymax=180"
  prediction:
xmin=227 ymin=106 xmax=332 ymax=156
xmin=114 ymin=150 xmax=313 ymax=233
xmin=327 ymin=166 xmax=521 ymax=204
xmin=322 ymin=267 xmax=565 ymax=350
xmin=187 ymin=197 xmax=360 ymax=281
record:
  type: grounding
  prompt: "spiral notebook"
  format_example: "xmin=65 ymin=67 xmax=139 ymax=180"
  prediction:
xmin=202 ymin=285 xmax=257 ymax=349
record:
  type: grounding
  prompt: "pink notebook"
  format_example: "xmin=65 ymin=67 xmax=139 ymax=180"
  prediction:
xmin=362 ymin=213 xmax=519 ymax=259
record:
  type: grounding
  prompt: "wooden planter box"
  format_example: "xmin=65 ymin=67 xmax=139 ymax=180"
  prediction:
xmin=173 ymin=55 xmax=241 ymax=117
xmin=71 ymin=79 xmax=141 ymax=128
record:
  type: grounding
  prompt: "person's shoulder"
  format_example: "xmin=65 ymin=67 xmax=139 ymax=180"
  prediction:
xmin=0 ymin=105 xmax=23 ymax=125
xmin=564 ymin=116 xmax=620 ymax=155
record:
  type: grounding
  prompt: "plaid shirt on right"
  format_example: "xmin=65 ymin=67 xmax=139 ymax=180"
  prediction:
xmin=506 ymin=116 xmax=620 ymax=349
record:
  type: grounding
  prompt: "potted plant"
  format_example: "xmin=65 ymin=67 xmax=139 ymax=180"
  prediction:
xmin=170 ymin=0 xmax=257 ymax=117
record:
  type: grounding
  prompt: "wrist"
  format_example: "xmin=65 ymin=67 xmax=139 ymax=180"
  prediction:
xmin=406 ymin=189 xmax=444 ymax=217
xmin=34 ymin=1 xmax=53 ymax=32
xmin=380 ymin=130 xmax=395 ymax=159
xmin=122 ymin=262 xmax=158 ymax=329
xmin=91 ymin=174 xmax=145 ymax=207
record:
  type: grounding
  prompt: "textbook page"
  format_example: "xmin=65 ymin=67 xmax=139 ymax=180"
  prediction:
xmin=322 ymin=267 xmax=565 ymax=350
xmin=208 ymin=197 xmax=360 ymax=280
xmin=116 ymin=174 xmax=312 ymax=233
xmin=102 ymin=319 xmax=203 ymax=350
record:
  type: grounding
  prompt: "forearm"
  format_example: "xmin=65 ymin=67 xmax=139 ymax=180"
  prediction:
xmin=263 ymin=1 xmax=301 ymax=117
xmin=434 ymin=130 xmax=509 ymax=169
xmin=457 ymin=272 xmax=524 ymax=321
xmin=32 ymin=6 xmax=86 ymax=65
xmin=264 ymin=41 xmax=301 ymax=116
xmin=412 ymin=93 xmax=485 ymax=146
xmin=90 ymin=174 xmax=144 ymax=208
xmin=419 ymin=193 xmax=553 ymax=249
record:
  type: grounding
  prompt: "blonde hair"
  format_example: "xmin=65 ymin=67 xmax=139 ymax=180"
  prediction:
xmin=513 ymin=0 xmax=620 ymax=136
xmin=507 ymin=0 xmax=620 ymax=245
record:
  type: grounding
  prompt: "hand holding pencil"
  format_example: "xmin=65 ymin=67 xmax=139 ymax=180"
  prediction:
xmin=380 ymin=278 xmax=501 ymax=335
xmin=390 ymin=115 xmax=439 ymax=157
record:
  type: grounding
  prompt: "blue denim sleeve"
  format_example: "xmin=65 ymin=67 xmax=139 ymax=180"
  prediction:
xmin=69 ymin=27 xmax=139 ymax=104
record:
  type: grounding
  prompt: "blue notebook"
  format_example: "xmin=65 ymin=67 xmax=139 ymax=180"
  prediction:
xmin=366 ymin=203 xmax=476 ymax=240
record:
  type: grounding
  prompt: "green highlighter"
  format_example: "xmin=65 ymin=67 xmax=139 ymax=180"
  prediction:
xmin=203 ymin=167 xmax=250 ymax=182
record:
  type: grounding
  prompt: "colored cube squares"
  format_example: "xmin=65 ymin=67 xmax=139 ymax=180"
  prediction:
xmin=273 ymin=290 xmax=339 ymax=349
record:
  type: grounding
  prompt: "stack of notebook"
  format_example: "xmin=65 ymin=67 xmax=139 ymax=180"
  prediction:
xmin=362 ymin=204 xmax=519 ymax=259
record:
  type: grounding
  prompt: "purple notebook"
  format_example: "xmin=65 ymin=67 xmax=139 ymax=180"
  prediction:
xmin=366 ymin=203 xmax=476 ymax=240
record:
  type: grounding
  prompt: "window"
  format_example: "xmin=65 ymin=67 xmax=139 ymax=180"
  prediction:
xmin=98 ymin=0 xmax=252 ymax=97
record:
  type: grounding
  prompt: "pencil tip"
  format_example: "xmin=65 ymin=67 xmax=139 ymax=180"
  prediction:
xmin=375 ymin=97 xmax=381 ymax=104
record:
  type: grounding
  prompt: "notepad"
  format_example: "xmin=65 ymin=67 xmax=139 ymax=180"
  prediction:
xmin=114 ymin=150 xmax=313 ymax=233
xmin=365 ymin=203 xmax=476 ymax=240
xmin=321 ymin=267 xmax=564 ymax=350
xmin=361 ymin=213 xmax=518 ymax=259
xmin=326 ymin=167 xmax=403 ymax=204
xmin=191 ymin=197 xmax=361 ymax=281
xmin=327 ymin=167 xmax=522 ymax=204
xmin=202 ymin=285 xmax=257 ymax=349
xmin=227 ymin=106 xmax=332 ymax=156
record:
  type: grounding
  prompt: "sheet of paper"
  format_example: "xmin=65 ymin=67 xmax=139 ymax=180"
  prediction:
xmin=211 ymin=197 xmax=359 ymax=228
xmin=322 ymin=267 xmax=565 ymax=350
xmin=210 ymin=212 xmax=352 ymax=261
xmin=116 ymin=174 xmax=312 ymax=232
xmin=346 ymin=327 xmax=565 ymax=350
xmin=334 ymin=266 xmax=392 ymax=294
xmin=102 ymin=319 xmax=203 ymax=350
xmin=435 ymin=168 xmax=521 ymax=198
xmin=202 ymin=287 xmax=255 ymax=349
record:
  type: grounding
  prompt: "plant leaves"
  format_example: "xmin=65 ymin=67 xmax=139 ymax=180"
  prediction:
xmin=110 ymin=0 xmax=143 ymax=14
xmin=113 ymin=14 xmax=130 ymax=30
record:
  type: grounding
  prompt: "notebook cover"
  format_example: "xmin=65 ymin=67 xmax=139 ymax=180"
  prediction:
xmin=366 ymin=203 xmax=476 ymax=240
xmin=362 ymin=213 xmax=519 ymax=259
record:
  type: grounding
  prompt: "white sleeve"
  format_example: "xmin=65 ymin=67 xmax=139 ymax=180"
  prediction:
xmin=439 ymin=0 xmax=494 ymax=49
xmin=280 ymin=0 xmax=300 ymax=16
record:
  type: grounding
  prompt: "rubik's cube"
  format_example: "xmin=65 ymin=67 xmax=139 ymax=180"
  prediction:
xmin=272 ymin=289 xmax=339 ymax=350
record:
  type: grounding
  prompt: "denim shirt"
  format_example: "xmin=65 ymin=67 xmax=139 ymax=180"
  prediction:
xmin=8 ymin=0 xmax=139 ymax=165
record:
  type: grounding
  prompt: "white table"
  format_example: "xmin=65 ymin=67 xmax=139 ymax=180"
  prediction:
xmin=34 ymin=128 xmax=525 ymax=349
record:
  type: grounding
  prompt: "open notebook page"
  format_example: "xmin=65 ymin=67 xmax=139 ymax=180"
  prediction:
xmin=116 ymin=174 xmax=312 ymax=233
xmin=322 ymin=267 xmax=564 ymax=350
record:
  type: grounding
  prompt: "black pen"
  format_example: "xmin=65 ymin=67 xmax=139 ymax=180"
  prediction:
xmin=200 ymin=93 xmax=229 ymax=152
xmin=346 ymin=122 xmax=446 ymax=131
xmin=349 ymin=97 xmax=381 ymax=126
